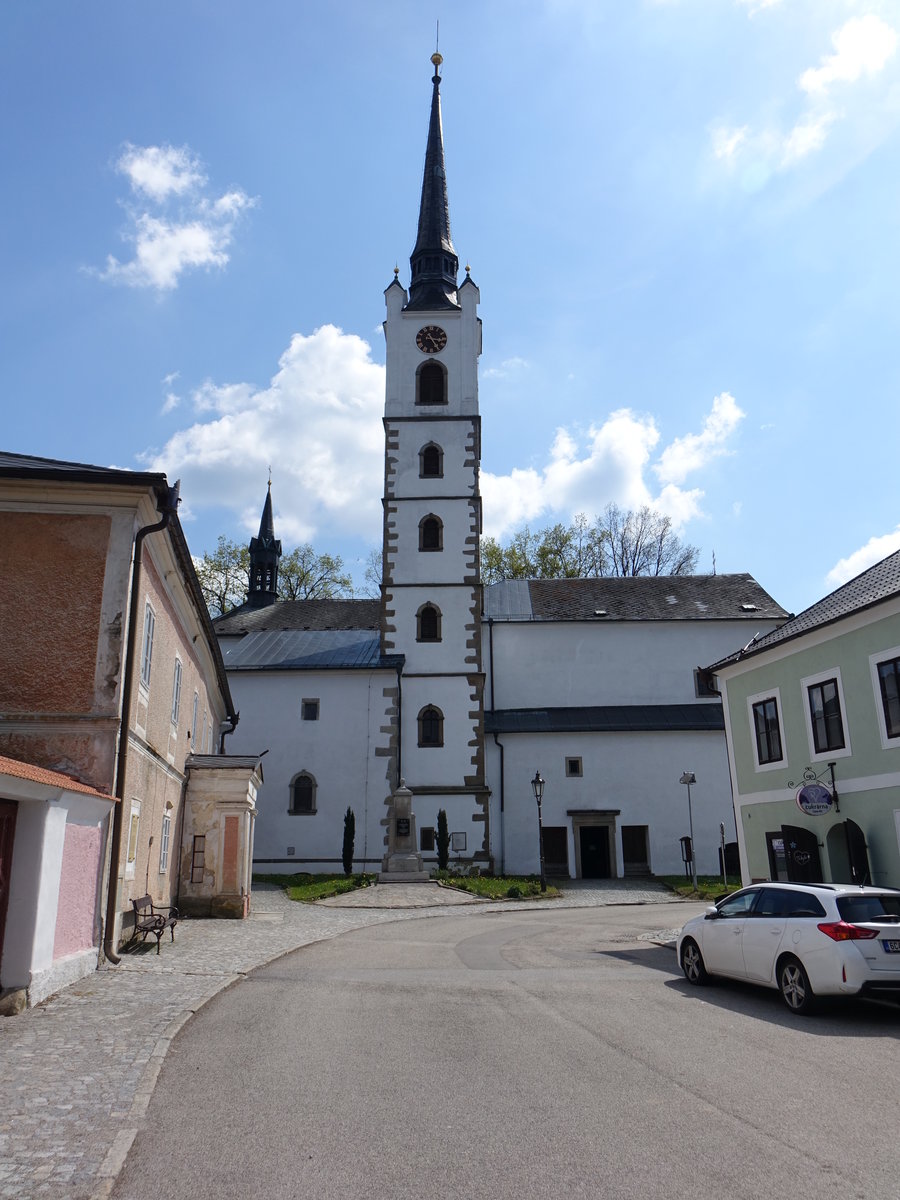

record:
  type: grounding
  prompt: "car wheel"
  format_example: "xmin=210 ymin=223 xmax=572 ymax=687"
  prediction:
xmin=778 ymin=955 xmax=816 ymax=1015
xmin=680 ymin=938 xmax=709 ymax=985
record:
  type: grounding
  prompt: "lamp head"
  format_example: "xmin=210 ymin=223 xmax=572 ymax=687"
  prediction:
xmin=531 ymin=769 xmax=545 ymax=804
xmin=680 ymin=772 xmax=696 ymax=786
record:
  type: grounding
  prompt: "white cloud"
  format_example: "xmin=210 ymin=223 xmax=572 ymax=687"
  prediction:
xmin=483 ymin=356 xmax=530 ymax=379
xmin=654 ymin=392 xmax=745 ymax=485
xmin=481 ymin=393 xmax=743 ymax=540
xmin=142 ymin=325 xmax=385 ymax=545
xmin=712 ymin=124 xmax=749 ymax=160
xmin=161 ymin=392 xmax=180 ymax=415
xmin=826 ymin=526 xmax=900 ymax=588
xmin=116 ymin=143 xmax=206 ymax=202
xmin=800 ymin=15 xmax=898 ymax=96
xmin=781 ymin=112 xmax=837 ymax=164
xmin=95 ymin=143 xmax=255 ymax=291
xmin=737 ymin=0 xmax=782 ymax=15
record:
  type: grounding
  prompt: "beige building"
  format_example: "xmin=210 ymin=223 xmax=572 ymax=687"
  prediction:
xmin=0 ymin=452 xmax=258 ymax=1007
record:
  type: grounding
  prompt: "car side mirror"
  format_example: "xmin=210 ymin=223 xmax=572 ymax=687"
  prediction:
xmin=703 ymin=906 xmax=719 ymax=919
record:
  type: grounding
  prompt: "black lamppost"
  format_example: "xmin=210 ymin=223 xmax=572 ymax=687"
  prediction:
xmin=679 ymin=771 xmax=698 ymax=893
xmin=531 ymin=769 xmax=546 ymax=893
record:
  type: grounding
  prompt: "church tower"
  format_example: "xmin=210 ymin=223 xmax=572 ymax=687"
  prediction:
xmin=247 ymin=479 xmax=281 ymax=608
xmin=380 ymin=53 xmax=488 ymax=860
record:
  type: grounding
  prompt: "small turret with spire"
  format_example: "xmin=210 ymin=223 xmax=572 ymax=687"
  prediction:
xmin=405 ymin=51 xmax=459 ymax=311
xmin=247 ymin=476 xmax=282 ymax=608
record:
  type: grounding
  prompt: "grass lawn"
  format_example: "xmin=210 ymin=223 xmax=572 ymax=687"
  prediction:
xmin=254 ymin=871 xmax=560 ymax=902
xmin=254 ymin=872 xmax=377 ymax=902
xmin=657 ymin=874 xmax=742 ymax=902
xmin=435 ymin=872 xmax=561 ymax=900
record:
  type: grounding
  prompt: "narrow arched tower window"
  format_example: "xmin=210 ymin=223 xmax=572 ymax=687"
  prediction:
xmin=419 ymin=515 xmax=443 ymax=551
xmin=417 ymin=603 xmax=441 ymax=642
xmin=417 ymin=361 xmax=447 ymax=405
xmin=420 ymin=443 xmax=443 ymax=478
xmin=418 ymin=705 xmax=444 ymax=747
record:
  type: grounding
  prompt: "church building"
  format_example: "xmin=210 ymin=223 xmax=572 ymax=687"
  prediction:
xmin=215 ymin=55 xmax=788 ymax=881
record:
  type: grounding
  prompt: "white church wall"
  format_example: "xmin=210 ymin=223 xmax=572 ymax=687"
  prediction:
xmin=389 ymin=587 xmax=476 ymax=674
xmin=392 ymin=422 xmax=474 ymax=497
xmin=388 ymin=501 xmax=475 ymax=585
xmin=225 ymin=669 xmax=393 ymax=872
xmin=487 ymin=619 xmax=776 ymax=709
xmin=400 ymin=674 xmax=479 ymax=787
xmin=487 ymin=729 xmax=734 ymax=879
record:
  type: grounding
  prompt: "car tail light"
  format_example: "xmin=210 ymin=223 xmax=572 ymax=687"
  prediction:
xmin=817 ymin=921 xmax=879 ymax=941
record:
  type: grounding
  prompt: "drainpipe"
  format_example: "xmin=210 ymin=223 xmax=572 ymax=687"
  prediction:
xmin=488 ymin=617 xmax=505 ymax=874
xmin=395 ymin=662 xmax=403 ymax=788
xmin=103 ymin=482 xmax=181 ymax=964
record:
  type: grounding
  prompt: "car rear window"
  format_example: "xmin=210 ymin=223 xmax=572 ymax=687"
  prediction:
xmin=837 ymin=894 xmax=900 ymax=922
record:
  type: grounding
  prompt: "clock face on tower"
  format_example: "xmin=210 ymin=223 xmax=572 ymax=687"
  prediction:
xmin=416 ymin=325 xmax=447 ymax=354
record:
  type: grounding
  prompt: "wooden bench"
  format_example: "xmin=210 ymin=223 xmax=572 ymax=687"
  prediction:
xmin=131 ymin=895 xmax=178 ymax=954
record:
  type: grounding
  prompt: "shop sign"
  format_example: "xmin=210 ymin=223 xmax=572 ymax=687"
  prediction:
xmin=795 ymin=783 xmax=833 ymax=816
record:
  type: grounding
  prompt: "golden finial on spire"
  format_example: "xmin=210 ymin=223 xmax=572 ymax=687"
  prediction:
xmin=394 ymin=264 xmax=399 ymax=277
xmin=432 ymin=20 xmax=442 ymax=71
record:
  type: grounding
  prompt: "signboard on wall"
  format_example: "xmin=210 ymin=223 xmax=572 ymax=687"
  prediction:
xmin=795 ymin=783 xmax=834 ymax=816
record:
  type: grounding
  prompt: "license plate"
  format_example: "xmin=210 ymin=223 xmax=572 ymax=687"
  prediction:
xmin=883 ymin=939 xmax=900 ymax=952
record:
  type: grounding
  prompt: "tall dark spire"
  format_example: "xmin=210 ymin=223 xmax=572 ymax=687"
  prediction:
xmin=406 ymin=52 xmax=459 ymax=311
xmin=247 ymin=477 xmax=281 ymax=608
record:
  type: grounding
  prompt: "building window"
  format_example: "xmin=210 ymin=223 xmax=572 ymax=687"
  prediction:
xmin=191 ymin=693 xmax=199 ymax=751
xmin=877 ymin=656 xmax=900 ymax=739
xmin=751 ymin=696 xmax=783 ymax=765
xmin=190 ymin=835 xmax=205 ymax=883
xmin=416 ymin=361 xmax=447 ymax=405
xmin=159 ymin=808 xmax=172 ymax=873
xmin=566 ymin=757 xmax=583 ymax=778
xmin=171 ymin=659 xmax=183 ymax=726
xmin=420 ymin=443 xmax=443 ymax=478
xmin=125 ymin=800 xmax=141 ymax=880
xmin=290 ymin=772 xmax=317 ymax=814
xmin=419 ymin=515 xmax=443 ymax=552
xmin=417 ymin=603 xmax=441 ymax=642
xmin=140 ymin=603 xmax=155 ymax=689
xmin=420 ymin=826 xmax=435 ymax=852
xmin=807 ymin=677 xmax=845 ymax=753
xmin=418 ymin=705 xmax=444 ymax=747
xmin=201 ymin=710 xmax=208 ymax=754
xmin=301 ymin=699 xmax=320 ymax=721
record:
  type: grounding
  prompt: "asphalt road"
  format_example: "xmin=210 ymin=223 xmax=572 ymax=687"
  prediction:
xmin=112 ymin=903 xmax=899 ymax=1200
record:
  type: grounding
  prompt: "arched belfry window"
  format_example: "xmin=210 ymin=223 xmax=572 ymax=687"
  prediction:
xmin=416 ymin=361 xmax=447 ymax=406
xmin=417 ymin=603 xmax=441 ymax=642
xmin=419 ymin=514 xmax=443 ymax=552
xmin=418 ymin=705 xmax=444 ymax=747
xmin=289 ymin=772 xmax=317 ymax=814
xmin=420 ymin=443 xmax=443 ymax=478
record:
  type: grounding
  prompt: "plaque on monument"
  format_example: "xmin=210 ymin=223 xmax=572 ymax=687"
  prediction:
xmin=396 ymin=817 xmax=410 ymax=837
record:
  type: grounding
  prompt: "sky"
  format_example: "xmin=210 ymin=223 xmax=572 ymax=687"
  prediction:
xmin=3 ymin=0 xmax=900 ymax=616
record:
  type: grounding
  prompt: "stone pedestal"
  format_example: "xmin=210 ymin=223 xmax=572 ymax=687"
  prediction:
xmin=380 ymin=780 xmax=429 ymax=882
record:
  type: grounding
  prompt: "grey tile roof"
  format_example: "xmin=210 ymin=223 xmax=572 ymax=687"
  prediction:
xmin=484 ymin=574 xmax=787 ymax=623
xmin=710 ymin=548 xmax=900 ymax=670
xmin=0 ymin=449 xmax=165 ymax=488
xmin=222 ymin=629 xmax=402 ymax=672
xmin=213 ymin=599 xmax=381 ymax=635
xmin=486 ymin=704 xmax=724 ymax=734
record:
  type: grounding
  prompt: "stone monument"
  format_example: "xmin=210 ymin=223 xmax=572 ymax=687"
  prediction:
xmin=380 ymin=779 xmax=429 ymax=882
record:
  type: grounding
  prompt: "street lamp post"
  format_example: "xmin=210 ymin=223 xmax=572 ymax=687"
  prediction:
xmin=679 ymin=771 xmax=698 ymax=893
xmin=531 ymin=769 xmax=547 ymax=893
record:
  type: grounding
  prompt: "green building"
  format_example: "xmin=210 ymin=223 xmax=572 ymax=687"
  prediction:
xmin=709 ymin=551 xmax=900 ymax=889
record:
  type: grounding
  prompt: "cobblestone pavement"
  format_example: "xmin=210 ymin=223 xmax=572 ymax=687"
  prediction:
xmin=0 ymin=879 xmax=684 ymax=1200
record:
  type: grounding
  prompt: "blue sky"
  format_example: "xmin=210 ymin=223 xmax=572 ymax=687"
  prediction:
xmin=3 ymin=0 xmax=900 ymax=615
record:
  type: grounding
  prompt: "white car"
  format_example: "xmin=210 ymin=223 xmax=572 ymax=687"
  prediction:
xmin=677 ymin=882 xmax=900 ymax=1014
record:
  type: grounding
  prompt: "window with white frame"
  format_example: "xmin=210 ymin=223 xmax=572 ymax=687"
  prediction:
xmin=191 ymin=692 xmax=199 ymax=751
xmin=748 ymin=690 xmax=785 ymax=769
xmin=171 ymin=659 xmax=183 ymax=726
xmin=125 ymin=799 xmax=141 ymax=880
xmin=159 ymin=806 xmax=172 ymax=873
xmin=140 ymin=603 xmax=156 ymax=690
xmin=871 ymin=648 xmax=900 ymax=748
xmin=801 ymin=668 xmax=850 ymax=760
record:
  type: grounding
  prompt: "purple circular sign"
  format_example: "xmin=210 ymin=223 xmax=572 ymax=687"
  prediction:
xmin=796 ymin=783 xmax=833 ymax=816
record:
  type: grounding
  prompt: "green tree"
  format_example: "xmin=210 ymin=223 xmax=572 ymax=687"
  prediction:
xmin=480 ymin=506 xmax=697 ymax=582
xmin=279 ymin=544 xmax=353 ymax=600
xmin=342 ymin=807 xmax=356 ymax=876
xmin=194 ymin=536 xmax=251 ymax=617
xmin=436 ymin=808 xmax=450 ymax=871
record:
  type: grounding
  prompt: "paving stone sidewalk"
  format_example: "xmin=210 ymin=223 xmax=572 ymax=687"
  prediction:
xmin=0 ymin=879 xmax=682 ymax=1200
